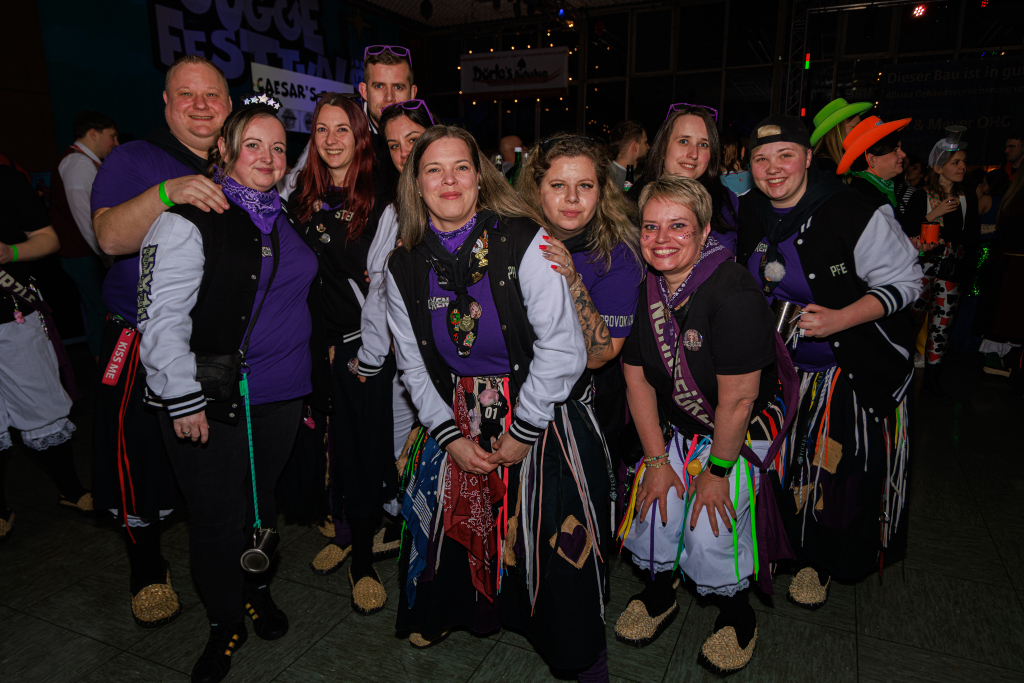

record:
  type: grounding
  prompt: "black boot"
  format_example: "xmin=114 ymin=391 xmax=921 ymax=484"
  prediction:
xmin=243 ymin=578 xmax=288 ymax=640
xmin=191 ymin=621 xmax=247 ymax=683
xmin=923 ymin=363 xmax=951 ymax=399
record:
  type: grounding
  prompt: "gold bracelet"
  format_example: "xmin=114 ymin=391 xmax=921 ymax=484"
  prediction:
xmin=569 ymin=274 xmax=584 ymax=290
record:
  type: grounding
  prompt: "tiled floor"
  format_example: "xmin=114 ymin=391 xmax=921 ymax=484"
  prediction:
xmin=2 ymin=348 xmax=1024 ymax=682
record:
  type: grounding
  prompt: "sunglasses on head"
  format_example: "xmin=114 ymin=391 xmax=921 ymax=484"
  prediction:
xmin=382 ymin=99 xmax=436 ymax=126
xmin=539 ymin=134 xmax=599 ymax=153
xmin=665 ymin=102 xmax=719 ymax=122
xmin=364 ymin=45 xmax=411 ymax=64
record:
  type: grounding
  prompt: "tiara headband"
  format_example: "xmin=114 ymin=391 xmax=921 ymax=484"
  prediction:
xmin=242 ymin=92 xmax=283 ymax=111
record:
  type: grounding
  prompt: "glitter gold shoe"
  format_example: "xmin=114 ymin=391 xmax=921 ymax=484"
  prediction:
xmin=131 ymin=567 xmax=183 ymax=629
xmin=698 ymin=626 xmax=757 ymax=674
xmin=317 ymin=515 xmax=334 ymax=539
xmin=59 ymin=492 xmax=94 ymax=512
xmin=309 ymin=542 xmax=351 ymax=576
xmin=787 ymin=567 xmax=830 ymax=610
xmin=349 ymin=566 xmax=387 ymax=616
xmin=613 ymin=596 xmax=678 ymax=648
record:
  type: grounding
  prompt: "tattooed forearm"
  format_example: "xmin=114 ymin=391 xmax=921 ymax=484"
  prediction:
xmin=571 ymin=280 xmax=614 ymax=366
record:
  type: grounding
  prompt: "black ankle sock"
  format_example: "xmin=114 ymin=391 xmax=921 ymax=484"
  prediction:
xmin=349 ymin=516 xmax=379 ymax=579
xmin=638 ymin=570 xmax=676 ymax=616
xmin=34 ymin=441 xmax=86 ymax=501
xmin=713 ymin=591 xmax=756 ymax=648
xmin=126 ymin=522 xmax=166 ymax=594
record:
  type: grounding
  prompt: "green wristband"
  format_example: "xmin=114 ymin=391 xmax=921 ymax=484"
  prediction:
xmin=707 ymin=454 xmax=736 ymax=471
xmin=158 ymin=181 xmax=175 ymax=208
xmin=9 ymin=245 xmax=18 ymax=262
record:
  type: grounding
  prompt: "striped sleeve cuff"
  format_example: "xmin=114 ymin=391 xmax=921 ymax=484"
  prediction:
xmin=356 ymin=360 xmax=384 ymax=377
xmin=163 ymin=391 xmax=207 ymax=419
xmin=430 ymin=420 xmax=462 ymax=451
xmin=867 ymin=284 xmax=906 ymax=316
xmin=508 ymin=415 xmax=544 ymax=445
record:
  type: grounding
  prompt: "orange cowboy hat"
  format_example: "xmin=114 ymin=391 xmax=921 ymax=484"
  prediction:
xmin=836 ymin=115 xmax=912 ymax=175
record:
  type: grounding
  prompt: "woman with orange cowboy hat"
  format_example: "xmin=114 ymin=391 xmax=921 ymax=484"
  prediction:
xmin=836 ymin=115 xmax=929 ymax=238
xmin=809 ymin=98 xmax=873 ymax=175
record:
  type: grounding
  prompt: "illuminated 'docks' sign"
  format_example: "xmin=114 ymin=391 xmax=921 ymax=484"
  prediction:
xmin=460 ymin=47 xmax=569 ymax=100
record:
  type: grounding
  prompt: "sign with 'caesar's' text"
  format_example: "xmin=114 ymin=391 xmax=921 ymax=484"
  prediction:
xmin=251 ymin=62 xmax=353 ymax=133
xmin=460 ymin=47 xmax=568 ymax=100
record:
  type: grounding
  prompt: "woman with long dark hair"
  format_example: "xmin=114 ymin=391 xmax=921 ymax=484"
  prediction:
xmin=906 ymin=127 xmax=981 ymax=397
xmin=286 ymin=93 xmax=399 ymax=614
xmin=388 ymin=126 xmax=611 ymax=680
xmin=631 ymin=104 xmax=741 ymax=253
xmin=138 ymin=95 xmax=324 ymax=683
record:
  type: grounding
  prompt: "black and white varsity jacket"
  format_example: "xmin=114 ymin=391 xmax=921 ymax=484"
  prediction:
xmin=137 ymin=202 xmax=331 ymax=425
xmin=737 ymin=190 xmax=923 ymax=416
xmin=386 ymin=212 xmax=586 ymax=450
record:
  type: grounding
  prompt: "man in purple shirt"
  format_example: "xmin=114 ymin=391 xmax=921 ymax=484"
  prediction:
xmin=89 ymin=54 xmax=231 ymax=629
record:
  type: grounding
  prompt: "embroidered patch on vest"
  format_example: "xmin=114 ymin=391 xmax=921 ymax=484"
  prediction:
xmin=137 ymin=245 xmax=157 ymax=323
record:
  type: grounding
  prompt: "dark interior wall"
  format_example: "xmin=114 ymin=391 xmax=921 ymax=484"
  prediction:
xmin=2 ymin=0 xmax=57 ymax=173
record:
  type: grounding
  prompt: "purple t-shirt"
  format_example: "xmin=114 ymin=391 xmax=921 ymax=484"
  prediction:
xmin=244 ymin=214 xmax=318 ymax=404
xmin=428 ymin=222 xmax=511 ymax=378
xmin=746 ymin=207 xmax=836 ymax=372
xmin=572 ymin=241 xmax=643 ymax=337
xmin=710 ymin=186 xmax=741 ymax=254
xmin=91 ymin=141 xmax=197 ymax=326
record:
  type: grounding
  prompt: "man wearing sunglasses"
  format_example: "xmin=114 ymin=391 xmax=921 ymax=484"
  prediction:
xmin=359 ymin=46 xmax=418 ymax=194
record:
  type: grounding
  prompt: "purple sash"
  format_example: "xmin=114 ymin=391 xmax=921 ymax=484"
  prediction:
xmin=645 ymin=254 xmax=798 ymax=594
xmin=0 ymin=267 xmax=81 ymax=402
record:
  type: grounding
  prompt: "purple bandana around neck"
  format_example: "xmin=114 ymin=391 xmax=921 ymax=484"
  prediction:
xmin=220 ymin=175 xmax=282 ymax=234
xmin=429 ymin=213 xmax=479 ymax=253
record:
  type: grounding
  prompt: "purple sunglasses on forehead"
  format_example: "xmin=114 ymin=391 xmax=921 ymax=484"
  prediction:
xmin=364 ymin=45 xmax=411 ymax=64
xmin=665 ymin=102 xmax=719 ymax=122
xmin=382 ymin=99 xmax=436 ymax=126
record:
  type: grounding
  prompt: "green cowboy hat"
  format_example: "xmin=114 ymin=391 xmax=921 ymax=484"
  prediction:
xmin=810 ymin=98 xmax=873 ymax=147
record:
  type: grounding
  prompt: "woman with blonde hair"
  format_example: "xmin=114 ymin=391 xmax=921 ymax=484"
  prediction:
xmin=515 ymin=134 xmax=643 ymax=446
xmin=810 ymin=98 xmax=872 ymax=175
xmin=389 ymin=125 xmax=611 ymax=681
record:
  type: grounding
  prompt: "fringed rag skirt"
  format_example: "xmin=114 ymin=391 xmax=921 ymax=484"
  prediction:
xmin=397 ymin=379 xmax=611 ymax=671
xmin=782 ymin=366 xmax=910 ymax=579
xmin=620 ymin=432 xmax=769 ymax=597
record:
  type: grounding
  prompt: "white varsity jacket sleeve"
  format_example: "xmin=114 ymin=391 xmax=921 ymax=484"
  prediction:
xmin=507 ymin=227 xmax=587 ymax=444
xmin=385 ymin=268 xmax=458 ymax=447
xmin=854 ymin=204 xmax=924 ymax=317
xmin=355 ymin=203 xmax=398 ymax=375
xmin=137 ymin=212 xmax=207 ymax=418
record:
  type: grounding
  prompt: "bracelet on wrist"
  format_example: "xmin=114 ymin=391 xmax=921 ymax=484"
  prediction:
xmin=158 ymin=181 xmax=175 ymax=208
xmin=9 ymin=244 xmax=18 ymax=262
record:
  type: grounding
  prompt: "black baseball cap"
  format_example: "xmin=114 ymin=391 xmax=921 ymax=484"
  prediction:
xmin=748 ymin=114 xmax=811 ymax=153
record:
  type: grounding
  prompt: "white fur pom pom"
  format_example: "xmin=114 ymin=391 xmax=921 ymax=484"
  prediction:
xmin=764 ymin=260 xmax=786 ymax=282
